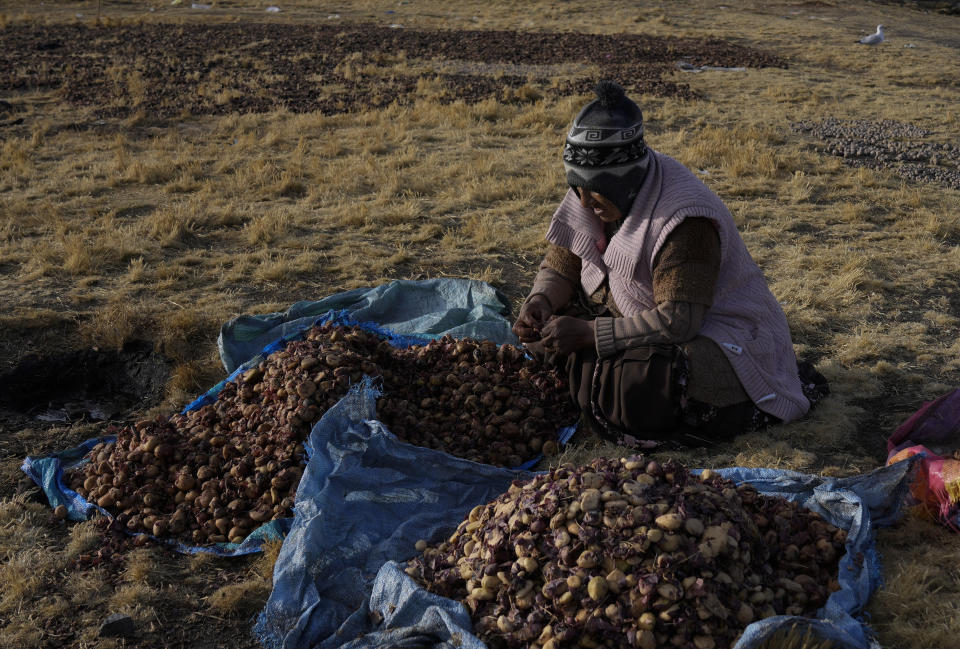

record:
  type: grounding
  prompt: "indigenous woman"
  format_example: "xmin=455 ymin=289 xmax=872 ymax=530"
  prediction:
xmin=513 ymin=81 xmax=826 ymax=445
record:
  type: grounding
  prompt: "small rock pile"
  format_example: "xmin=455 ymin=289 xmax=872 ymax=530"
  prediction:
xmin=408 ymin=456 xmax=845 ymax=649
xmin=68 ymin=323 xmax=576 ymax=544
xmin=791 ymin=117 xmax=960 ymax=189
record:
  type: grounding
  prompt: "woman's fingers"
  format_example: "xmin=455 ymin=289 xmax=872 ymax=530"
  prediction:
xmin=513 ymin=318 xmax=540 ymax=342
xmin=539 ymin=317 xmax=592 ymax=355
xmin=541 ymin=315 xmax=567 ymax=336
xmin=527 ymin=306 xmax=551 ymax=328
xmin=540 ymin=321 xmax=565 ymax=352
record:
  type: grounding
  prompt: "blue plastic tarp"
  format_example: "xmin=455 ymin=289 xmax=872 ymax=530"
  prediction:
xmin=183 ymin=309 xmax=436 ymax=416
xmin=255 ymin=384 xmax=915 ymax=649
xmin=713 ymin=465 xmax=911 ymax=649
xmin=218 ymin=278 xmax=519 ymax=373
xmin=188 ymin=309 xmax=574 ymax=470
xmin=20 ymin=434 xmax=291 ymax=556
xmin=20 ymin=305 xmax=440 ymax=556
xmin=254 ymin=381 xmax=534 ymax=649
xmin=22 ymin=301 xmax=567 ymax=556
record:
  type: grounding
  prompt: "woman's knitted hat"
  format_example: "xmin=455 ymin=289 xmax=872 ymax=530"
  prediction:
xmin=563 ymin=81 xmax=651 ymax=216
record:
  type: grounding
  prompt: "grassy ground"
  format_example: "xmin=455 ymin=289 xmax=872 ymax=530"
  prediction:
xmin=1 ymin=1 xmax=959 ymax=647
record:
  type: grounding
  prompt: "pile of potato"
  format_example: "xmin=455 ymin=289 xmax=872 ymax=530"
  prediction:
xmin=407 ymin=456 xmax=846 ymax=649
xmin=381 ymin=335 xmax=575 ymax=465
xmin=67 ymin=323 xmax=576 ymax=544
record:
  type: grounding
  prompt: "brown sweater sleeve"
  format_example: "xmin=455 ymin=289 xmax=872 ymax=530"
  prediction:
xmin=592 ymin=218 xmax=720 ymax=357
xmin=522 ymin=245 xmax=580 ymax=314
xmin=542 ymin=244 xmax=581 ymax=285
xmin=652 ymin=218 xmax=720 ymax=306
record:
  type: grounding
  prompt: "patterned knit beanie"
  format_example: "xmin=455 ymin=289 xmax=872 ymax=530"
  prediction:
xmin=563 ymin=80 xmax=651 ymax=217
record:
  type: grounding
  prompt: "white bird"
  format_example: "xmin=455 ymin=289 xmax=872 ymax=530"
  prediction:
xmin=857 ymin=25 xmax=885 ymax=45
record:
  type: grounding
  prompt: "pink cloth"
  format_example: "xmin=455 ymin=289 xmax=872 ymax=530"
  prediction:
xmin=545 ymin=150 xmax=809 ymax=423
xmin=887 ymin=388 xmax=960 ymax=454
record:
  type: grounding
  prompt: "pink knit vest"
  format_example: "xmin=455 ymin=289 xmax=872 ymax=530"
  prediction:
xmin=545 ymin=150 xmax=809 ymax=423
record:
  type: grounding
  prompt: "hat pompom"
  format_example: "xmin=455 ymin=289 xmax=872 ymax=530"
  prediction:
xmin=594 ymin=80 xmax=626 ymax=109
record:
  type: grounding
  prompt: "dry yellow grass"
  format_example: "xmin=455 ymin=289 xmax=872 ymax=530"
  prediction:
xmin=0 ymin=0 xmax=959 ymax=648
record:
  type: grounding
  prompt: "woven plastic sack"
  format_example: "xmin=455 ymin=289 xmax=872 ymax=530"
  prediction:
xmin=255 ymin=379 xmax=915 ymax=649
xmin=254 ymin=381 xmax=535 ymax=649
xmin=20 ymin=434 xmax=290 ymax=556
xmin=218 ymin=278 xmax=518 ymax=373
xmin=22 ymin=310 xmax=574 ymax=554
xmin=885 ymin=388 xmax=960 ymax=529
xmin=189 ymin=310 xmax=575 ymax=471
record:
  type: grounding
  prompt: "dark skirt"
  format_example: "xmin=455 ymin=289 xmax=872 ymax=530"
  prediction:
xmin=558 ymin=343 xmax=829 ymax=448
xmin=531 ymin=292 xmax=828 ymax=447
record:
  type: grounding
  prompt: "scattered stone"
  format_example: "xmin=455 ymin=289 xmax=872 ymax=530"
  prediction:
xmin=99 ymin=612 xmax=135 ymax=638
xmin=17 ymin=476 xmax=37 ymax=492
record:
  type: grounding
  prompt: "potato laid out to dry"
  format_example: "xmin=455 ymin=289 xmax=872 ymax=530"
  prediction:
xmin=67 ymin=323 xmax=577 ymax=545
xmin=407 ymin=456 xmax=846 ymax=649
xmin=381 ymin=335 xmax=576 ymax=466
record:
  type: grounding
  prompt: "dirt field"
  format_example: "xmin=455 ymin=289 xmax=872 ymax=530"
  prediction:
xmin=1 ymin=1 xmax=959 ymax=648
xmin=2 ymin=21 xmax=789 ymax=118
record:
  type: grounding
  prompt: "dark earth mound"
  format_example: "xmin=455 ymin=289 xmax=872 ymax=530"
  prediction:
xmin=0 ymin=22 xmax=786 ymax=119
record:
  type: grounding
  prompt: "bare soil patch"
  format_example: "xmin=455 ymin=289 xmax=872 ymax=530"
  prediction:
xmin=0 ymin=340 xmax=171 ymax=434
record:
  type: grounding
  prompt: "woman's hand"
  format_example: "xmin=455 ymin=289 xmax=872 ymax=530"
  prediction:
xmin=513 ymin=294 xmax=553 ymax=342
xmin=540 ymin=316 xmax=595 ymax=356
